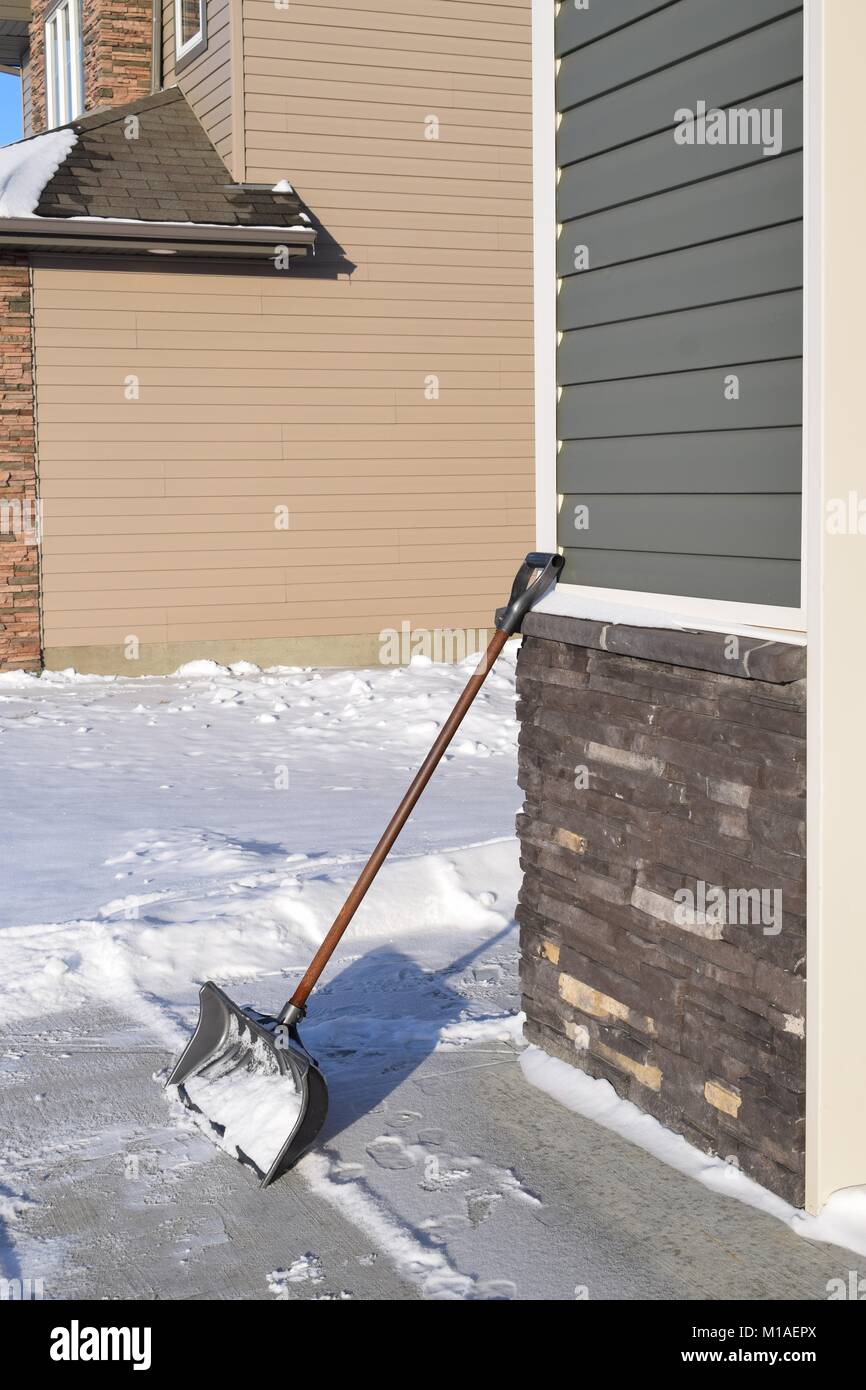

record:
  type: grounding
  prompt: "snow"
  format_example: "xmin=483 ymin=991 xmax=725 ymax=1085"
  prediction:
xmin=181 ymin=1015 xmax=302 ymax=1174
xmin=268 ymin=1254 xmax=324 ymax=1293
xmin=66 ymin=215 xmax=311 ymax=232
xmin=0 ymin=651 xmax=529 ymax=1295
xmin=0 ymin=651 xmax=519 ymax=938
xmin=302 ymin=1148 xmax=480 ymax=1299
xmin=0 ymin=133 xmax=306 ymax=234
xmin=533 ymin=585 xmax=807 ymax=647
xmin=0 ymin=130 xmax=78 ymax=218
xmin=2 ymin=648 xmax=866 ymax=1294
xmin=521 ymin=1047 xmax=866 ymax=1260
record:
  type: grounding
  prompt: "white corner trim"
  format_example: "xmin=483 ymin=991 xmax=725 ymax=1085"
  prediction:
xmin=804 ymin=0 xmax=826 ymax=1217
xmin=532 ymin=0 xmax=557 ymax=554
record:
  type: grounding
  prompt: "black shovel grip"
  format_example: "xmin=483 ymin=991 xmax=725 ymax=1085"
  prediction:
xmin=496 ymin=552 xmax=564 ymax=635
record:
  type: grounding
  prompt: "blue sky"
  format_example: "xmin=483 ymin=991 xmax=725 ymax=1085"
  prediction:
xmin=0 ymin=72 xmax=23 ymax=146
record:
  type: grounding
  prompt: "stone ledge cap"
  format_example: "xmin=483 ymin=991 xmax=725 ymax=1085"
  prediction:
xmin=520 ymin=611 xmax=806 ymax=684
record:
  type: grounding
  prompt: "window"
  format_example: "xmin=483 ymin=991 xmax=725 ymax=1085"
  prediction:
xmin=44 ymin=0 xmax=83 ymax=129
xmin=175 ymin=0 xmax=207 ymax=66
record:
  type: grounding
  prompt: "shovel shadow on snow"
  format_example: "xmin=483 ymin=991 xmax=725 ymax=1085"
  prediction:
xmin=298 ymin=924 xmax=517 ymax=1148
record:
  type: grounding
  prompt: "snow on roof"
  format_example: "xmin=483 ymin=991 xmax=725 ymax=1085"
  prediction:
xmin=0 ymin=129 xmax=78 ymax=218
xmin=64 ymin=215 xmax=312 ymax=233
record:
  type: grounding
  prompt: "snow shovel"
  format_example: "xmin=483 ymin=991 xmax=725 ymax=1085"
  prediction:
xmin=167 ymin=552 xmax=564 ymax=1187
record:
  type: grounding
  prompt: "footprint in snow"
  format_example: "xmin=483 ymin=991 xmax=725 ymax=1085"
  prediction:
xmin=330 ymin=1162 xmax=364 ymax=1184
xmin=472 ymin=1280 xmax=517 ymax=1301
xmin=419 ymin=1153 xmax=472 ymax=1191
xmin=417 ymin=1127 xmax=446 ymax=1148
xmin=366 ymin=1136 xmax=415 ymax=1171
xmin=466 ymin=1191 xmax=503 ymax=1227
xmin=383 ymin=1110 xmax=423 ymax=1133
xmin=420 ymin=1213 xmax=472 ymax=1243
xmin=268 ymin=1254 xmax=324 ymax=1297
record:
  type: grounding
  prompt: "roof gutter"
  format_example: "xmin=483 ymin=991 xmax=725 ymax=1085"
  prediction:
xmin=0 ymin=217 xmax=316 ymax=258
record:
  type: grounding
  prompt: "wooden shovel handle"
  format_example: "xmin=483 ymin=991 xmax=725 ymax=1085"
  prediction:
xmin=287 ymin=628 xmax=509 ymax=1010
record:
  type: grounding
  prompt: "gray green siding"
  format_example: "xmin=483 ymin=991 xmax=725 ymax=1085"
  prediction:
xmin=556 ymin=0 xmax=804 ymax=606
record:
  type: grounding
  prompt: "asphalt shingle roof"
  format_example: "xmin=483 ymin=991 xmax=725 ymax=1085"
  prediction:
xmin=34 ymin=87 xmax=306 ymax=229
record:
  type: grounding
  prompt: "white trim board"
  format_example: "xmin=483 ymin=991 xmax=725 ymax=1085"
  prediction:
xmin=804 ymin=0 xmax=825 ymax=1221
xmin=532 ymin=0 xmax=558 ymax=559
xmin=804 ymin=0 xmax=866 ymax=1217
xmin=533 ymin=584 xmax=807 ymax=646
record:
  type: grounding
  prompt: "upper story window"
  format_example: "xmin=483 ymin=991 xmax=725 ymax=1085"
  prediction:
xmin=175 ymin=1 xmax=208 ymax=68
xmin=44 ymin=0 xmax=84 ymax=129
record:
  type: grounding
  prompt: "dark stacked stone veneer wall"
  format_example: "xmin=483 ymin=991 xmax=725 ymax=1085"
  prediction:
xmin=516 ymin=612 xmax=807 ymax=1204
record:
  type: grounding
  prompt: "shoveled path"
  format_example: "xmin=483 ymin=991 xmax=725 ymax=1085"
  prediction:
xmin=1 ymin=1001 xmax=856 ymax=1302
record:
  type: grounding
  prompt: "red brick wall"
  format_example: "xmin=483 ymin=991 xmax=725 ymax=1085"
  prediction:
xmin=0 ymin=260 xmax=41 ymax=672
xmin=29 ymin=0 xmax=153 ymax=134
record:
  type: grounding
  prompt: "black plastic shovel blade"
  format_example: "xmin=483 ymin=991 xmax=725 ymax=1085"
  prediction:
xmin=167 ymin=981 xmax=328 ymax=1187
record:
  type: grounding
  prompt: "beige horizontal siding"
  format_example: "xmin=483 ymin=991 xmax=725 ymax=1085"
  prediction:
xmin=163 ymin=0 xmax=233 ymax=168
xmin=241 ymin=0 xmax=531 ymax=216
xmin=1 ymin=2 xmax=31 ymax=22
xmin=34 ymin=0 xmax=533 ymax=661
xmin=33 ymin=274 xmax=533 ymax=648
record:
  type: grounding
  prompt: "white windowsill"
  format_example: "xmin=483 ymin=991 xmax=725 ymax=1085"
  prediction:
xmin=535 ymin=581 xmax=807 ymax=646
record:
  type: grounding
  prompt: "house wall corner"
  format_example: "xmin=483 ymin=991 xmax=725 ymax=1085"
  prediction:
xmin=0 ymin=258 xmax=42 ymax=674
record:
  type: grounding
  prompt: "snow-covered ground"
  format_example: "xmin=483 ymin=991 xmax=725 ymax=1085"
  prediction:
xmin=0 ymin=653 xmax=534 ymax=1297
xmin=0 ymin=653 xmax=523 ymax=1041
xmin=1 ymin=652 xmax=865 ymax=1299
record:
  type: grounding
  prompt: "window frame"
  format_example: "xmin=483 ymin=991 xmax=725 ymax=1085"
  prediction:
xmin=174 ymin=0 xmax=208 ymax=71
xmin=44 ymin=0 xmax=84 ymax=131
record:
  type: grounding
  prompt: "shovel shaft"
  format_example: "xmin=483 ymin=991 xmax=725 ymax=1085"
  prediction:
xmin=284 ymin=627 xmax=510 ymax=1014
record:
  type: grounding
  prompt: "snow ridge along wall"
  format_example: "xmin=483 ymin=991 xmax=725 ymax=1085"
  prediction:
xmin=515 ymin=614 xmax=806 ymax=1205
xmin=0 ymin=257 xmax=40 ymax=671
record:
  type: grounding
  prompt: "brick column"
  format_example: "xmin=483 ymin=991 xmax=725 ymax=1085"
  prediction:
xmin=0 ymin=259 xmax=41 ymax=672
xmin=29 ymin=0 xmax=153 ymax=134
xmin=83 ymin=0 xmax=154 ymax=113
xmin=28 ymin=0 xmax=49 ymax=134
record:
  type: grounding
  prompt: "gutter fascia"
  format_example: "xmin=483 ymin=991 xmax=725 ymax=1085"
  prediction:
xmin=0 ymin=218 xmax=316 ymax=257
